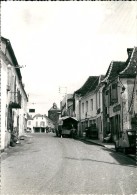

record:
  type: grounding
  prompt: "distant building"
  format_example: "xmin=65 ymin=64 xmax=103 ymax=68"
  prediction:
xmin=27 ymin=113 xmax=54 ymax=133
xmin=60 ymin=94 xmax=74 ymax=117
xmin=48 ymin=103 xmax=61 ymax=130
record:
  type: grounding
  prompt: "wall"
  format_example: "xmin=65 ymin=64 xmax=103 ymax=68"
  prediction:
xmin=1 ymin=59 xmax=10 ymax=150
xmin=80 ymin=92 xmax=96 ymax=121
xmin=96 ymin=85 xmax=104 ymax=141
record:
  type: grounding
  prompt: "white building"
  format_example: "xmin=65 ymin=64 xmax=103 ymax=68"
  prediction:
xmin=27 ymin=113 xmax=55 ymax=133
xmin=1 ymin=36 xmax=28 ymax=150
xmin=74 ymin=76 xmax=99 ymax=137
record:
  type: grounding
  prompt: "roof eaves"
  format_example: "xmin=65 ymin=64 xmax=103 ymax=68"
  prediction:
xmin=101 ymin=61 xmax=113 ymax=83
xmin=120 ymin=47 xmax=136 ymax=75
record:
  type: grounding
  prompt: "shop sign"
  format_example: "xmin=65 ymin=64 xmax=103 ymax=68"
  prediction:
xmin=113 ymin=104 xmax=121 ymax=112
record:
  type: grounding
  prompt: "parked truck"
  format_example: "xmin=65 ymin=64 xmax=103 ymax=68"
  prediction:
xmin=56 ymin=116 xmax=78 ymax=138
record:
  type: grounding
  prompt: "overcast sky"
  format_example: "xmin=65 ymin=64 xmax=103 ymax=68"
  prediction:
xmin=1 ymin=1 xmax=137 ymax=114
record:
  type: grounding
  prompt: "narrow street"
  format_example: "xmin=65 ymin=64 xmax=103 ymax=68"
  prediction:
xmin=1 ymin=133 xmax=136 ymax=195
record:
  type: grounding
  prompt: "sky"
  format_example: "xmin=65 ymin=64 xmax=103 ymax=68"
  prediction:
xmin=1 ymin=1 xmax=137 ymax=115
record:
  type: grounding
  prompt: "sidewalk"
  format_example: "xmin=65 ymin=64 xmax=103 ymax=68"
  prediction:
xmin=80 ymin=137 xmax=115 ymax=150
xmin=79 ymin=137 xmax=136 ymax=161
xmin=1 ymin=134 xmax=33 ymax=161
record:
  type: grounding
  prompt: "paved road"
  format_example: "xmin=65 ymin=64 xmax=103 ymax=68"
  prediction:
xmin=1 ymin=133 xmax=136 ymax=195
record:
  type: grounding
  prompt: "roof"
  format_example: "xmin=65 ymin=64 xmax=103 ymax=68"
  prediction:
xmin=75 ymin=76 xmax=99 ymax=96
xmin=102 ymin=47 xmax=137 ymax=82
xmin=87 ymin=76 xmax=100 ymax=94
xmin=102 ymin=61 xmax=126 ymax=82
xmin=33 ymin=114 xmax=54 ymax=124
xmin=33 ymin=114 xmax=43 ymax=119
xmin=59 ymin=116 xmax=78 ymax=121
xmin=120 ymin=47 xmax=137 ymax=78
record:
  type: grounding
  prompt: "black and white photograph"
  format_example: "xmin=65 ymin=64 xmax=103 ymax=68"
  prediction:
xmin=1 ymin=1 xmax=137 ymax=195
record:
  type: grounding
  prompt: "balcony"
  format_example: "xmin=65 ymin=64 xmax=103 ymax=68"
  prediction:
xmin=9 ymin=90 xmax=22 ymax=109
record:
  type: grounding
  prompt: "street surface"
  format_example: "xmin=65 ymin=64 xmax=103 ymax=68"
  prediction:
xmin=1 ymin=133 xmax=137 ymax=195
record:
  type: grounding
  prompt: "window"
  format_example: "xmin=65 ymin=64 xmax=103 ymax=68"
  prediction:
xmin=82 ymin=103 xmax=84 ymax=113
xmin=29 ymin=109 xmax=35 ymax=113
xmin=40 ymin=121 xmax=45 ymax=127
xmin=36 ymin=121 xmax=38 ymax=127
xmin=86 ymin=101 xmax=88 ymax=112
xmin=28 ymin=121 xmax=31 ymax=125
xmin=96 ymin=91 xmax=100 ymax=109
xmin=105 ymin=90 xmax=109 ymax=107
xmin=91 ymin=99 xmax=93 ymax=111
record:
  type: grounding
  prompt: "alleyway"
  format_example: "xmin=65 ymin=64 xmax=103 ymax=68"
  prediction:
xmin=1 ymin=133 xmax=136 ymax=195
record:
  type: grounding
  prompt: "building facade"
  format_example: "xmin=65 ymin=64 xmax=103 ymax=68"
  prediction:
xmin=1 ymin=37 xmax=28 ymax=150
xmin=48 ymin=103 xmax=61 ymax=130
xmin=60 ymin=94 xmax=74 ymax=117
xmin=74 ymin=76 xmax=99 ymax=137
xmin=103 ymin=48 xmax=137 ymax=142
xmin=27 ymin=114 xmax=54 ymax=133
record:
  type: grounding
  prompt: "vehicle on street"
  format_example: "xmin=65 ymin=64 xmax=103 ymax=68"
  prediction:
xmin=56 ymin=116 xmax=78 ymax=138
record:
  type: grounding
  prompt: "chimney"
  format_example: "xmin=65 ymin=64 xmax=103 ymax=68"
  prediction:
xmin=127 ymin=48 xmax=133 ymax=57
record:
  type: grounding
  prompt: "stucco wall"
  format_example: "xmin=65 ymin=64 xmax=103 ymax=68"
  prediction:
xmin=80 ymin=92 xmax=96 ymax=120
xmin=1 ymin=59 xmax=10 ymax=149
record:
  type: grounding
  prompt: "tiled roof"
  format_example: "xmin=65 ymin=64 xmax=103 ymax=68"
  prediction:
xmin=33 ymin=114 xmax=43 ymax=119
xmin=120 ymin=47 xmax=137 ymax=77
xmin=102 ymin=61 xmax=126 ymax=82
xmin=75 ymin=76 xmax=99 ymax=96
xmin=87 ymin=77 xmax=100 ymax=93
